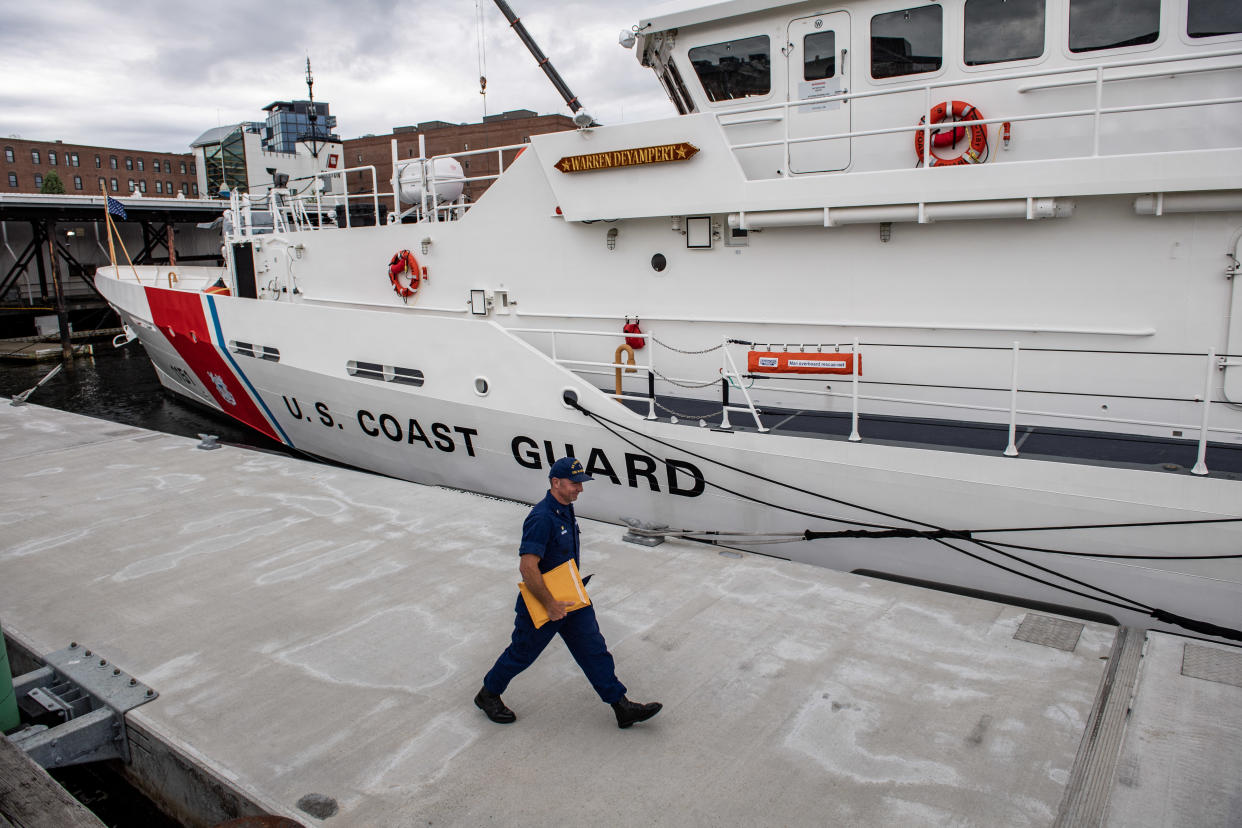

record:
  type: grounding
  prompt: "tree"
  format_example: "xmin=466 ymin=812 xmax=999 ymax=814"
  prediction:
xmin=40 ymin=170 xmax=66 ymax=194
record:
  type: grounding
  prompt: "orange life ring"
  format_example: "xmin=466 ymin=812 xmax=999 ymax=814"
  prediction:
xmin=388 ymin=249 xmax=421 ymax=300
xmin=914 ymin=100 xmax=988 ymax=167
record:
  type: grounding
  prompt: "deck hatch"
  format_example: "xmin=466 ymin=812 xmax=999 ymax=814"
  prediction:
xmin=1013 ymin=614 xmax=1083 ymax=651
xmin=1181 ymin=644 xmax=1242 ymax=688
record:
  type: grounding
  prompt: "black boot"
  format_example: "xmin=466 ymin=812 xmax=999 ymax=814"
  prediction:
xmin=474 ymin=686 xmax=516 ymax=724
xmin=612 ymin=696 xmax=662 ymax=729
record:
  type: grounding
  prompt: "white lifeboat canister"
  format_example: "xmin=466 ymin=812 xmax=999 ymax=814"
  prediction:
xmin=398 ymin=157 xmax=465 ymax=204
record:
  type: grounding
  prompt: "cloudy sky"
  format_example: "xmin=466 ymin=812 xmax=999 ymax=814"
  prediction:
xmin=0 ymin=0 xmax=682 ymax=153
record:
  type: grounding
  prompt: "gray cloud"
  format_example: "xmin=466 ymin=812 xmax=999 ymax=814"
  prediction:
xmin=0 ymin=0 xmax=670 ymax=152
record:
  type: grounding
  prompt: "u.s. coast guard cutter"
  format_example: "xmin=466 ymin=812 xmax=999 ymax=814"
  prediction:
xmin=96 ymin=0 xmax=1242 ymax=640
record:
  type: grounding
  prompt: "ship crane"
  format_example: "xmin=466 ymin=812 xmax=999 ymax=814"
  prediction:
xmin=491 ymin=0 xmax=595 ymax=127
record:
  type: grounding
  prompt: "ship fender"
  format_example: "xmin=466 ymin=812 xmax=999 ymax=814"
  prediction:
xmin=915 ymin=101 xmax=988 ymax=167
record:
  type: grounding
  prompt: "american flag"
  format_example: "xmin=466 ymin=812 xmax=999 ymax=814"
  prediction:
xmin=105 ymin=195 xmax=127 ymax=220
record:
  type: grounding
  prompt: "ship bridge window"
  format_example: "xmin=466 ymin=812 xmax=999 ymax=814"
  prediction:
xmin=803 ymin=31 xmax=836 ymax=79
xmin=1188 ymin=0 xmax=1242 ymax=38
xmin=688 ymin=35 xmax=771 ymax=102
xmin=871 ymin=5 xmax=944 ymax=78
xmin=964 ymin=0 xmax=1045 ymax=65
xmin=1069 ymin=0 xmax=1159 ymax=52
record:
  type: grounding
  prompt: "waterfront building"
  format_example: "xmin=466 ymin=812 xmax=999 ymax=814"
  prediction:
xmin=343 ymin=109 xmax=575 ymax=202
xmin=192 ymin=118 xmax=344 ymax=199
xmin=2 ymin=137 xmax=198 ymax=197
xmin=262 ymin=100 xmax=338 ymax=154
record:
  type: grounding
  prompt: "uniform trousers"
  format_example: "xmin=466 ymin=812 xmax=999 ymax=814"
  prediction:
xmin=483 ymin=601 xmax=626 ymax=704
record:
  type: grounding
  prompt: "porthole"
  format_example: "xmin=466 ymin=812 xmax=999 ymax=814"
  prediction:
xmin=651 ymin=253 xmax=667 ymax=272
xmin=474 ymin=376 xmax=490 ymax=396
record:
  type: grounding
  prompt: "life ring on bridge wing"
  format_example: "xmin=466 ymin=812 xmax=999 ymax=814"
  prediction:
xmin=914 ymin=100 xmax=988 ymax=167
xmin=388 ymin=249 xmax=422 ymax=300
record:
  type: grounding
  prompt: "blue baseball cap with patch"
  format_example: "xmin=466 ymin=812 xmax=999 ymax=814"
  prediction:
xmin=549 ymin=456 xmax=593 ymax=482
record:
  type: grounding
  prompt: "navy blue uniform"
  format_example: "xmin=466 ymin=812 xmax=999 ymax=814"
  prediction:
xmin=483 ymin=491 xmax=627 ymax=704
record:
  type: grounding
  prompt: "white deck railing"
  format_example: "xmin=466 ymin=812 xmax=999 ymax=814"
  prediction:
xmin=518 ymin=329 xmax=1239 ymax=475
xmin=714 ymin=47 xmax=1242 ymax=176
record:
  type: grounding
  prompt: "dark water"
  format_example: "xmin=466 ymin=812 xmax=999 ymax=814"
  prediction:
xmin=0 ymin=342 xmax=290 ymax=453
xmin=3 ymin=342 xmax=288 ymax=827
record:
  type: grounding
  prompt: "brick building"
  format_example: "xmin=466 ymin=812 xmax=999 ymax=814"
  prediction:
xmin=3 ymin=137 xmax=199 ymax=198
xmin=343 ymin=109 xmax=574 ymax=203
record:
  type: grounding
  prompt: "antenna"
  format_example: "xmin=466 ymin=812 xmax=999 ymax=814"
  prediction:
xmin=304 ymin=57 xmax=324 ymax=159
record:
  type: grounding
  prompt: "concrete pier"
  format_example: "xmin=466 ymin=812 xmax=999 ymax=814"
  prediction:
xmin=0 ymin=403 xmax=1238 ymax=826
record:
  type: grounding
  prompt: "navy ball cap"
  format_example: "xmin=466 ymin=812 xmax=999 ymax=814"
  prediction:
xmin=549 ymin=457 xmax=593 ymax=482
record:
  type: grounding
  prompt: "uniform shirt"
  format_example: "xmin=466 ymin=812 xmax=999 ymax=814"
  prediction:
xmin=519 ymin=490 xmax=581 ymax=573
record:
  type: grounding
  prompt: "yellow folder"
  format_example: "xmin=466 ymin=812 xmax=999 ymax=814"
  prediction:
xmin=519 ymin=559 xmax=591 ymax=629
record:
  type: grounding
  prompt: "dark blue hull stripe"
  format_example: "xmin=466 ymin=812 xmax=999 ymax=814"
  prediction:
xmin=206 ymin=294 xmax=295 ymax=448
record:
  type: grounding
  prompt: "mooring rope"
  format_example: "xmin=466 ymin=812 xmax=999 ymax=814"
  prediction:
xmin=566 ymin=396 xmax=1242 ymax=641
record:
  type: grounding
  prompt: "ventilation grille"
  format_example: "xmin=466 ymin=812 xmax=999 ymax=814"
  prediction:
xmin=347 ymin=360 xmax=424 ymax=387
xmin=229 ymin=340 xmax=280 ymax=362
xmin=1013 ymin=614 xmax=1083 ymax=651
xmin=1182 ymin=644 xmax=1242 ymax=688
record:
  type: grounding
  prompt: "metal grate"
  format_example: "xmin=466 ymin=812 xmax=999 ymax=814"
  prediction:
xmin=1181 ymin=644 xmax=1242 ymax=688
xmin=1013 ymin=614 xmax=1084 ymax=651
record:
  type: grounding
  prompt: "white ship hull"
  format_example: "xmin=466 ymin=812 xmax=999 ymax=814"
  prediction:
xmin=94 ymin=0 xmax=1242 ymax=640
xmin=95 ymin=270 xmax=1242 ymax=638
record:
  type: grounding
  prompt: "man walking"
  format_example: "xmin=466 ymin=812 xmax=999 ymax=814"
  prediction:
xmin=475 ymin=457 xmax=662 ymax=729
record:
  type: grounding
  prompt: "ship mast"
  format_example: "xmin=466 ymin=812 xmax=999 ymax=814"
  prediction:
xmin=304 ymin=57 xmax=325 ymax=159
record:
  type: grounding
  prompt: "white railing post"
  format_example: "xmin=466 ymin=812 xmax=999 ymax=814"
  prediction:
xmin=390 ymin=138 xmax=401 ymax=217
xmin=417 ymin=134 xmax=430 ymax=223
xmin=721 ymin=343 xmax=766 ymax=432
xmin=1192 ymin=349 xmax=1216 ymax=475
xmin=341 ymin=171 xmax=351 ymax=228
xmin=314 ymin=178 xmax=322 ymax=229
xmin=1092 ymin=65 xmax=1104 ymax=157
xmin=719 ymin=338 xmax=732 ymax=429
xmin=783 ymin=100 xmax=792 ymax=177
xmin=922 ymin=85 xmax=933 ymax=168
xmin=645 ymin=334 xmax=657 ymax=420
xmin=1005 ymin=341 xmax=1021 ymax=456
xmin=849 ymin=337 xmax=861 ymax=441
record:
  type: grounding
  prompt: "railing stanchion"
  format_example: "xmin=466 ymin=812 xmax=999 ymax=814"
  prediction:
xmin=783 ymin=100 xmax=791 ymax=177
xmin=1192 ymin=349 xmax=1216 ymax=475
xmin=922 ymin=85 xmax=933 ymax=169
xmin=849 ymin=337 xmax=861 ymax=441
xmin=1093 ymin=65 xmax=1104 ymax=157
xmin=1005 ymin=341 xmax=1021 ymax=456
xmin=722 ymin=343 xmax=766 ymax=432
xmin=646 ymin=334 xmax=657 ymax=419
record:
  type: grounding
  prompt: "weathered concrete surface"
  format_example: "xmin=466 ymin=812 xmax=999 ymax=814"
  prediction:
xmin=1103 ymin=633 xmax=1242 ymax=827
xmin=0 ymin=402 xmax=1204 ymax=826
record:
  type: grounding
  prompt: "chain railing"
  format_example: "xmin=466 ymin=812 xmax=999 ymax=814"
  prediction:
xmin=519 ymin=329 xmax=1237 ymax=474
